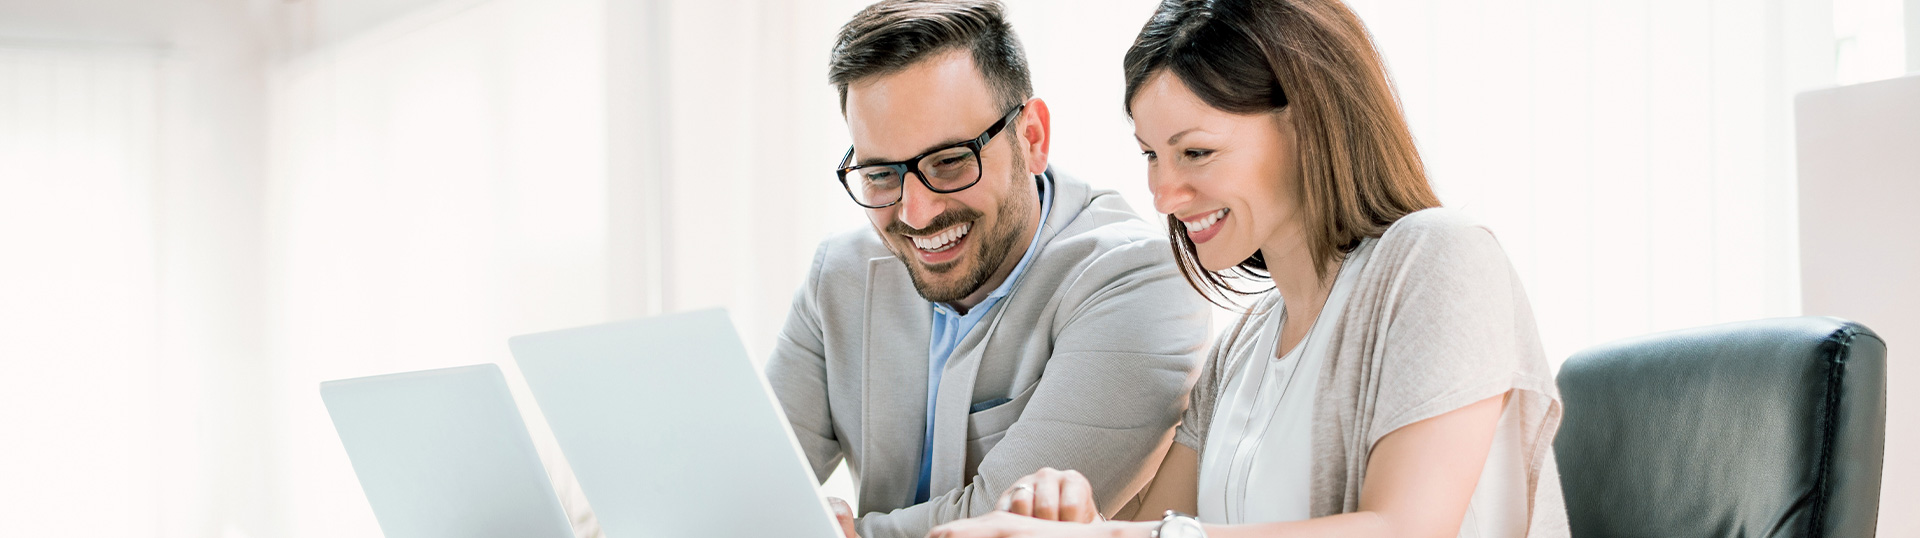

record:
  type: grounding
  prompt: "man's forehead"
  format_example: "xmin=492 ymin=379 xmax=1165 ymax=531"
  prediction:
xmin=844 ymin=51 xmax=1002 ymax=163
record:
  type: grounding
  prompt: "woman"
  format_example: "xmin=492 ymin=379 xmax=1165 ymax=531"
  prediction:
xmin=926 ymin=0 xmax=1567 ymax=537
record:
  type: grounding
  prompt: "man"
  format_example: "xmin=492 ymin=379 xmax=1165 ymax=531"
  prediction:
xmin=766 ymin=1 xmax=1213 ymax=537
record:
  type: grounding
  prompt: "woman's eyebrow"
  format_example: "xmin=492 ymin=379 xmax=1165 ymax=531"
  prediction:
xmin=1165 ymin=127 xmax=1203 ymax=146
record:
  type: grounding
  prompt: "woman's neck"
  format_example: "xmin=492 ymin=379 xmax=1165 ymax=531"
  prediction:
xmin=1262 ymin=225 xmax=1339 ymax=357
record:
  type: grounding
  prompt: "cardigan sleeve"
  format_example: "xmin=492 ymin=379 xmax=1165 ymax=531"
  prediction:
xmin=1309 ymin=207 xmax=1565 ymax=532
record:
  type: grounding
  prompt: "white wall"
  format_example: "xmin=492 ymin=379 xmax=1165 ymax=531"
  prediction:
xmin=0 ymin=45 xmax=164 ymax=537
xmin=265 ymin=1 xmax=610 ymax=535
xmin=0 ymin=1 xmax=275 ymax=537
xmin=1910 ymin=0 xmax=1920 ymax=71
xmin=1796 ymin=73 xmax=1920 ymax=538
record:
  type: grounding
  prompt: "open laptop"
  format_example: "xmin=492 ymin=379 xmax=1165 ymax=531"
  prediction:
xmin=510 ymin=308 xmax=842 ymax=538
xmin=320 ymin=364 xmax=576 ymax=538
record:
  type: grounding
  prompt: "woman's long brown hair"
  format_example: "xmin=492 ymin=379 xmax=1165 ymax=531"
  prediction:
xmin=1123 ymin=0 xmax=1441 ymax=309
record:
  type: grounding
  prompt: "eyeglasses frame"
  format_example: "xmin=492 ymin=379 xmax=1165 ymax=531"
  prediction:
xmin=834 ymin=103 xmax=1028 ymax=209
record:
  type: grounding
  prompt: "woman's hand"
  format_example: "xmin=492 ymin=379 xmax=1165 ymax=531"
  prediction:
xmin=928 ymin=511 xmax=1149 ymax=538
xmin=994 ymin=467 xmax=1099 ymax=523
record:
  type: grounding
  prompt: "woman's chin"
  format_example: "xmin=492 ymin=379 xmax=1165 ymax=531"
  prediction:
xmin=1197 ymin=256 xmax=1242 ymax=273
xmin=1195 ymin=244 xmax=1257 ymax=273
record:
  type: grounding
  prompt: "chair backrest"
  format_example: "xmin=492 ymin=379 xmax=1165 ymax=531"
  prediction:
xmin=1554 ymin=317 xmax=1886 ymax=537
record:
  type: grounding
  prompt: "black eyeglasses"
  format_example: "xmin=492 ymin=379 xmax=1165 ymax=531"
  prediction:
xmin=835 ymin=103 xmax=1026 ymax=209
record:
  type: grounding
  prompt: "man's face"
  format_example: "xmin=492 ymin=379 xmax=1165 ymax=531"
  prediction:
xmin=844 ymin=50 xmax=1038 ymax=304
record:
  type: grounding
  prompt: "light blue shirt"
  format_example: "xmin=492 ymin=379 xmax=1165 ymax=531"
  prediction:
xmin=913 ymin=174 xmax=1053 ymax=504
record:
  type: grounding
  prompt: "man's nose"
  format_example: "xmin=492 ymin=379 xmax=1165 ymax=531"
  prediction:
xmin=895 ymin=173 xmax=942 ymax=230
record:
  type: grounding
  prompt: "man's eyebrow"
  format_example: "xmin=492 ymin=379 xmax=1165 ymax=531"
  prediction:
xmin=855 ymin=137 xmax=973 ymax=166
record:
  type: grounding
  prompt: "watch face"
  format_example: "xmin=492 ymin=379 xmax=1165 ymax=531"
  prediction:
xmin=1162 ymin=517 xmax=1206 ymax=538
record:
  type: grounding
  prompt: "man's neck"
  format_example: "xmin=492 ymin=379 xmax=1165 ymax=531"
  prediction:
xmin=946 ymin=178 xmax=1044 ymax=315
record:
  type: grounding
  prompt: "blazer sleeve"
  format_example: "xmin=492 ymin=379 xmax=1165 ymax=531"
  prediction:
xmin=764 ymin=241 xmax=846 ymax=483
xmin=857 ymin=238 xmax=1212 ymax=538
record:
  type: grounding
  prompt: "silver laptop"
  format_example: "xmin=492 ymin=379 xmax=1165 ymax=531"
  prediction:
xmin=320 ymin=364 xmax=575 ymax=538
xmin=510 ymin=308 xmax=841 ymax=538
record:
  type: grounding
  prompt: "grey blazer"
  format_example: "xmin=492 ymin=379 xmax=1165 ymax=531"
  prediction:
xmin=766 ymin=169 xmax=1213 ymax=538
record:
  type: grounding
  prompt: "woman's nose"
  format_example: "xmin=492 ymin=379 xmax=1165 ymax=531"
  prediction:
xmin=1149 ymin=169 xmax=1193 ymax=216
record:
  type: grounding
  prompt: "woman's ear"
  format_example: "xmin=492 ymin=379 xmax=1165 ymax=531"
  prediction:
xmin=1270 ymin=106 xmax=1300 ymax=151
xmin=1273 ymin=105 xmax=1295 ymax=127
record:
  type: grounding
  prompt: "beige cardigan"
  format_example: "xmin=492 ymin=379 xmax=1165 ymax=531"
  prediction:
xmin=1173 ymin=208 xmax=1569 ymax=536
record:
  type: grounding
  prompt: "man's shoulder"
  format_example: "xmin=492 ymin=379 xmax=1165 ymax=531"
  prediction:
xmin=1033 ymin=187 xmax=1173 ymax=279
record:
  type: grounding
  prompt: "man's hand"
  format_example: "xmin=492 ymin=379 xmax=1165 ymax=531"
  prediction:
xmin=828 ymin=497 xmax=860 ymax=538
xmin=994 ymin=467 xmax=1099 ymax=523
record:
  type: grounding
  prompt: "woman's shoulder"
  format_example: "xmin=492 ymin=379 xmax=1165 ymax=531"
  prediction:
xmin=1368 ymin=207 xmax=1511 ymax=279
xmin=1378 ymin=207 xmax=1497 ymax=249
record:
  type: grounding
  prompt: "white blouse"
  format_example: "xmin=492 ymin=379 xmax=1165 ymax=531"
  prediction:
xmin=1194 ymin=239 xmax=1531 ymax=537
xmin=1196 ymin=240 xmax=1372 ymax=523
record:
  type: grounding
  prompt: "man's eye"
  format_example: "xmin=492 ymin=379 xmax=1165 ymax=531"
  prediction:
xmin=864 ymin=171 xmax=898 ymax=183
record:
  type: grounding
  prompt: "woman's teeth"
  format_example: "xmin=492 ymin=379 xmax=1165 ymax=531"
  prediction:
xmin=912 ymin=222 xmax=971 ymax=252
xmin=1185 ymin=208 xmax=1228 ymax=233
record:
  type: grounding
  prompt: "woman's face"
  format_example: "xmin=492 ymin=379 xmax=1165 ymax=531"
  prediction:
xmin=1131 ymin=71 xmax=1303 ymax=272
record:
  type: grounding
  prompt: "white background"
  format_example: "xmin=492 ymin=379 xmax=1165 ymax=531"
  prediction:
xmin=0 ymin=0 xmax=1913 ymax=536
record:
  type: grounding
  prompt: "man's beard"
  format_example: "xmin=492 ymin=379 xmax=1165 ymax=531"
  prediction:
xmin=885 ymin=167 xmax=1036 ymax=304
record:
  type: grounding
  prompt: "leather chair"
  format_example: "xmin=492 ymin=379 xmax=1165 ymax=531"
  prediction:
xmin=1554 ymin=317 xmax=1887 ymax=537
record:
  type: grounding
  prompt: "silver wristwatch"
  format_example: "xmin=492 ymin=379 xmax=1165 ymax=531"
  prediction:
xmin=1151 ymin=510 xmax=1206 ymax=538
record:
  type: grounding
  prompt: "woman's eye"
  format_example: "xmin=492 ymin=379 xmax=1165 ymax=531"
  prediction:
xmin=1140 ymin=150 xmax=1157 ymax=160
xmin=1184 ymin=149 xmax=1214 ymax=160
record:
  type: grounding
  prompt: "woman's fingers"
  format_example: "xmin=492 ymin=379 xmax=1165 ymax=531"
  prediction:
xmin=1057 ymin=469 xmax=1093 ymax=523
xmin=1032 ymin=472 xmax=1060 ymax=521
xmin=1002 ymin=481 xmax=1035 ymax=516
xmin=995 ymin=467 xmax=1100 ymax=522
xmin=928 ymin=511 xmax=1022 ymax=538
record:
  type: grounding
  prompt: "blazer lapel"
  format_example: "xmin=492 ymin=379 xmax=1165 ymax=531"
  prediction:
xmin=927 ymin=169 xmax=1091 ymax=494
xmin=859 ymin=256 xmax=933 ymax=512
xmin=926 ymin=284 xmax=1019 ymax=494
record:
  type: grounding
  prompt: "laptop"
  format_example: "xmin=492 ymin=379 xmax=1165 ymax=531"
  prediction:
xmin=510 ymin=308 xmax=842 ymax=538
xmin=320 ymin=364 xmax=576 ymax=538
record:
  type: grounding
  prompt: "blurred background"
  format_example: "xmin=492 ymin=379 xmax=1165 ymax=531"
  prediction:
xmin=0 ymin=0 xmax=1913 ymax=536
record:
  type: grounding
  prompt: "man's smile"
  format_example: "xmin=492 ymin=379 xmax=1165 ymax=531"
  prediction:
xmin=906 ymin=221 xmax=972 ymax=265
xmin=909 ymin=222 xmax=971 ymax=252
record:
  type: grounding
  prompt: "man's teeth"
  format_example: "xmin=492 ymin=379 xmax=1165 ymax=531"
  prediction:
xmin=1185 ymin=208 xmax=1228 ymax=233
xmin=912 ymin=222 xmax=971 ymax=252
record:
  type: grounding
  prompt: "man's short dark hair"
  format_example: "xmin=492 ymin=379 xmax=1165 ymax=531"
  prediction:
xmin=828 ymin=0 xmax=1034 ymax=113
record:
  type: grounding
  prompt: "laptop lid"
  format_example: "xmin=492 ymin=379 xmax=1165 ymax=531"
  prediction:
xmin=510 ymin=308 xmax=841 ymax=538
xmin=320 ymin=364 xmax=575 ymax=538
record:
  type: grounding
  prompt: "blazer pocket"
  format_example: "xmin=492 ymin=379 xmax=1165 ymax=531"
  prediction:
xmin=964 ymin=382 xmax=1040 ymax=479
xmin=965 ymin=381 xmax=1039 ymax=441
xmin=965 ymin=428 xmax=1009 ymax=482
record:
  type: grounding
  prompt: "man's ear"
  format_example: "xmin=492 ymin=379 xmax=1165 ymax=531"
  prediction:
xmin=1016 ymin=98 xmax=1051 ymax=175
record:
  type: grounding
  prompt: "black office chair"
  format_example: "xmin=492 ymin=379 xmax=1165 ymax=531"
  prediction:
xmin=1554 ymin=317 xmax=1886 ymax=537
